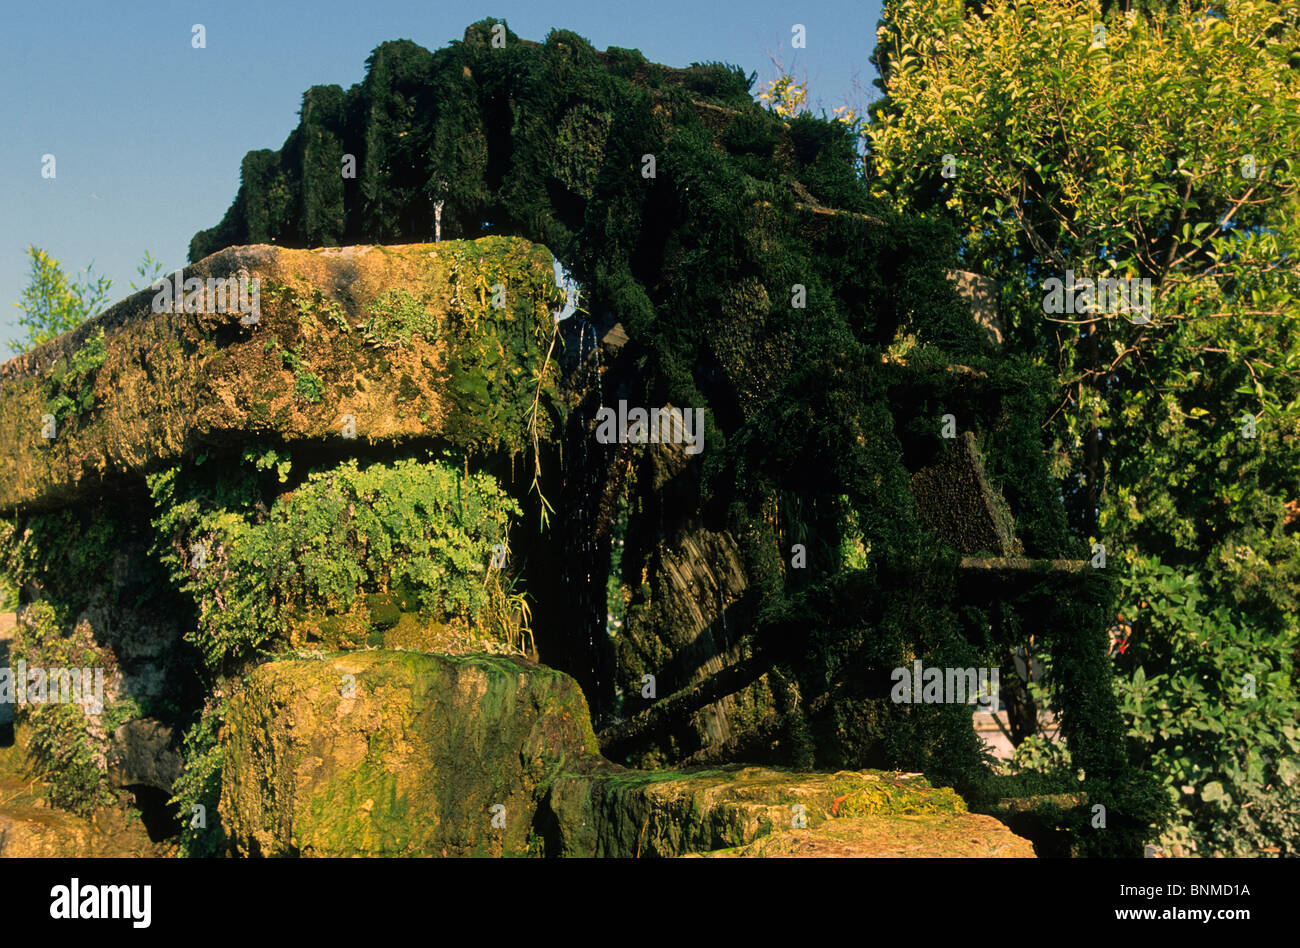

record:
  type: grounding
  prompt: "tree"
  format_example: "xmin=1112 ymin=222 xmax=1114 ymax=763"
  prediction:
xmin=869 ymin=0 xmax=1300 ymax=854
xmin=10 ymin=248 xmax=169 ymax=355
xmin=10 ymin=247 xmax=112 ymax=354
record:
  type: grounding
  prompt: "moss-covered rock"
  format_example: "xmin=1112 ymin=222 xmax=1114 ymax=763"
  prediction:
xmin=219 ymin=650 xmax=598 ymax=856
xmin=218 ymin=651 xmax=1033 ymax=857
xmin=535 ymin=763 xmax=1031 ymax=857
xmin=0 ymin=238 xmax=564 ymax=512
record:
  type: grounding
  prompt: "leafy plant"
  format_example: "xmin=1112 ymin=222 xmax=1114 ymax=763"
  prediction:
xmin=6 ymin=599 xmax=137 ymax=817
xmin=1114 ymin=554 xmax=1300 ymax=855
xmin=45 ymin=327 xmax=107 ymax=422
xmin=168 ymin=697 xmax=228 ymax=857
xmin=363 ymin=288 xmax=438 ymax=347
xmin=9 ymin=247 xmax=112 ymax=354
xmin=148 ymin=453 xmax=523 ymax=667
xmin=128 ymin=250 xmax=167 ymax=292
xmin=871 ymin=0 xmax=1300 ymax=854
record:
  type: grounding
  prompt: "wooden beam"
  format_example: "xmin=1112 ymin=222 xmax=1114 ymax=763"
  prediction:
xmin=959 ymin=556 xmax=1089 ymax=573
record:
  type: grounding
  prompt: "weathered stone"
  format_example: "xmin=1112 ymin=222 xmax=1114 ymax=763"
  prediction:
xmin=0 ymin=799 xmax=152 ymax=858
xmin=699 ymin=811 xmax=1035 ymax=857
xmin=219 ymin=651 xmax=599 ymax=856
xmin=220 ymin=651 xmax=1034 ymax=857
xmin=0 ymin=730 xmax=164 ymax=858
xmin=108 ymin=718 xmax=183 ymax=793
xmin=537 ymin=763 xmax=1033 ymax=858
xmin=0 ymin=237 xmax=563 ymax=512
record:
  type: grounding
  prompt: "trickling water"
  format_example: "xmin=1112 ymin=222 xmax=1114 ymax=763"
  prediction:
xmin=548 ymin=254 xmax=614 ymax=717
xmin=718 ymin=583 xmax=729 ymax=651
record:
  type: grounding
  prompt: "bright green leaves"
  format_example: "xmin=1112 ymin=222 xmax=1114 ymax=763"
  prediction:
xmin=873 ymin=0 xmax=1300 ymax=854
xmin=9 ymin=247 xmax=113 ymax=354
xmin=148 ymin=454 xmax=521 ymax=668
xmin=44 ymin=327 xmax=107 ymax=423
xmin=362 ymin=288 xmax=438 ymax=348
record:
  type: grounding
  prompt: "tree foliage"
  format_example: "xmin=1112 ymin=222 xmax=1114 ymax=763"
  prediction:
xmin=9 ymin=247 xmax=111 ymax=354
xmin=870 ymin=0 xmax=1300 ymax=854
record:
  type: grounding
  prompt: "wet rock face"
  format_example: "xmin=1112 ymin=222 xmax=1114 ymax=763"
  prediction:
xmin=219 ymin=651 xmax=599 ymax=856
xmin=108 ymin=718 xmax=182 ymax=793
xmin=0 ymin=237 xmax=563 ymax=513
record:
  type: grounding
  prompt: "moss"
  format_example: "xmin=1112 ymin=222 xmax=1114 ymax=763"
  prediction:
xmin=45 ymin=328 xmax=107 ymax=424
xmin=536 ymin=764 xmax=1005 ymax=857
xmin=366 ymin=592 xmax=402 ymax=630
xmin=397 ymin=372 xmax=421 ymax=402
xmin=219 ymin=651 xmax=600 ymax=856
xmin=363 ymin=288 xmax=437 ymax=348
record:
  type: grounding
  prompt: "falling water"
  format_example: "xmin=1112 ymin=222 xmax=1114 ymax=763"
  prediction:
xmin=548 ymin=256 xmax=615 ymax=719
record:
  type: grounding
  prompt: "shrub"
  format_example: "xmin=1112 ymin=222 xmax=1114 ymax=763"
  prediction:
xmin=149 ymin=453 xmax=523 ymax=667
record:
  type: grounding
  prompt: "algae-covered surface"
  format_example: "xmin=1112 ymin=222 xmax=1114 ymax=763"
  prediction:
xmin=219 ymin=650 xmax=598 ymax=857
xmin=539 ymin=763 xmax=1032 ymax=858
xmin=219 ymin=652 xmax=1034 ymax=858
xmin=0 ymin=237 xmax=563 ymax=512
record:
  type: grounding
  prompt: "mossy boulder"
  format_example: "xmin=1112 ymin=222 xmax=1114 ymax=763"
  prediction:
xmin=0 ymin=237 xmax=563 ymax=513
xmin=219 ymin=650 xmax=598 ymax=856
xmin=219 ymin=651 xmax=1034 ymax=857
xmin=536 ymin=763 xmax=1031 ymax=857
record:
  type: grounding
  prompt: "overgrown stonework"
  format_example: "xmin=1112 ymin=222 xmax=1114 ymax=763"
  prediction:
xmin=217 ymin=652 xmax=1032 ymax=857
xmin=0 ymin=236 xmax=566 ymax=837
xmin=0 ymin=229 xmax=1041 ymax=855
xmin=178 ymin=20 xmax=1162 ymax=859
xmin=0 ymin=19 xmax=1156 ymax=857
xmin=220 ymin=652 xmax=598 ymax=856
xmin=0 ymin=236 xmax=564 ymax=512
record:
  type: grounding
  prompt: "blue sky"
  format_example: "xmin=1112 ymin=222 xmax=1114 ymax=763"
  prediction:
xmin=0 ymin=0 xmax=884 ymax=350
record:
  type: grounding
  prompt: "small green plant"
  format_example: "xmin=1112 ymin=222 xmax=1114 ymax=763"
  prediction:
xmin=292 ymin=284 xmax=350 ymax=332
xmin=9 ymin=247 xmax=112 ymax=354
xmin=7 ymin=599 xmax=138 ymax=817
xmin=291 ymin=365 xmax=325 ymax=403
xmin=169 ymin=697 xmax=228 ymax=857
xmin=244 ymin=444 xmax=292 ymax=483
xmin=265 ymin=340 xmax=325 ymax=403
xmin=363 ymin=289 xmax=437 ymax=347
xmin=128 ymin=250 xmax=167 ymax=292
xmin=148 ymin=453 xmax=523 ymax=667
xmin=45 ymin=327 xmax=108 ymax=423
